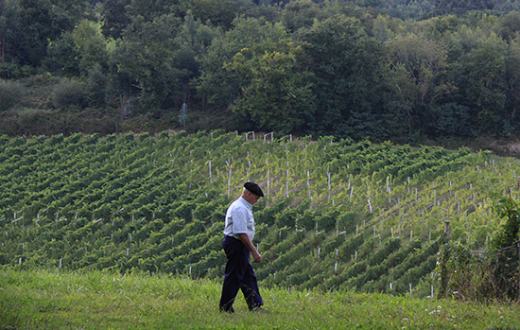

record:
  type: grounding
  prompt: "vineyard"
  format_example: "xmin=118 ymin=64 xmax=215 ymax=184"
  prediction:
xmin=0 ymin=131 xmax=518 ymax=297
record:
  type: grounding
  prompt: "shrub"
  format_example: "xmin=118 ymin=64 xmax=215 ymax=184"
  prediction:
xmin=0 ymin=79 xmax=24 ymax=111
xmin=51 ymin=78 xmax=89 ymax=109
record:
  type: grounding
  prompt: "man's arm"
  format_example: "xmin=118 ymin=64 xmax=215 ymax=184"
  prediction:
xmin=238 ymin=234 xmax=262 ymax=263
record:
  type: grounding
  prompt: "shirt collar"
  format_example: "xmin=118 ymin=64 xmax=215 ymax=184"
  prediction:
xmin=239 ymin=196 xmax=253 ymax=210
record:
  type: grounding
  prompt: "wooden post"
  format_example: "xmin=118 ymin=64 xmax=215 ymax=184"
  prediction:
xmin=0 ymin=37 xmax=4 ymax=63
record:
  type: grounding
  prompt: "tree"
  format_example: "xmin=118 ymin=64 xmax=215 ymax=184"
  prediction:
xmin=197 ymin=17 xmax=291 ymax=112
xmin=126 ymin=0 xmax=188 ymax=21
xmin=280 ymin=0 xmax=320 ymax=32
xmin=173 ymin=11 xmax=219 ymax=104
xmin=0 ymin=0 xmax=15 ymax=63
xmin=110 ymin=14 xmax=196 ymax=111
xmin=101 ymin=0 xmax=131 ymax=39
xmin=45 ymin=31 xmax=81 ymax=76
xmin=71 ymin=20 xmax=110 ymax=75
xmin=499 ymin=11 xmax=520 ymax=42
xmin=9 ymin=0 xmax=54 ymax=66
xmin=505 ymin=36 xmax=520 ymax=132
xmin=229 ymin=47 xmax=316 ymax=133
xmin=386 ymin=33 xmax=449 ymax=136
xmin=191 ymin=0 xmax=252 ymax=29
xmin=450 ymin=32 xmax=508 ymax=134
xmin=299 ymin=15 xmax=388 ymax=137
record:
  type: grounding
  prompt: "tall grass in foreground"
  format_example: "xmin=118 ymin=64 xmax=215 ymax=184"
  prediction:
xmin=0 ymin=269 xmax=519 ymax=329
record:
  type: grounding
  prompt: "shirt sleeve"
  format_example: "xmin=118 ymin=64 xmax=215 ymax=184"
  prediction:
xmin=231 ymin=207 xmax=248 ymax=235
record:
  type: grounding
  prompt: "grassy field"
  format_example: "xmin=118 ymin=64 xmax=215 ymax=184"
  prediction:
xmin=1 ymin=269 xmax=519 ymax=329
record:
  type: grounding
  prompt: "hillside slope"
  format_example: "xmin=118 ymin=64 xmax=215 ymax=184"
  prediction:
xmin=0 ymin=132 xmax=518 ymax=296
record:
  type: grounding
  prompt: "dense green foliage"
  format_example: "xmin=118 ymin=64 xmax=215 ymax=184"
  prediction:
xmin=1 ymin=1 xmax=520 ymax=138
xmin=1 ymin=132 xmax=518 ymax=297
xmin=2 ymin=269 xmax=520 ymax=329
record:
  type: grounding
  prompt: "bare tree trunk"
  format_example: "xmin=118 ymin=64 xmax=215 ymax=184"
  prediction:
xmin=0 ymin=35 xmax=4 ymax=63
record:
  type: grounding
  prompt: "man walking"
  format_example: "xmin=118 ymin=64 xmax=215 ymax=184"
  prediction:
xmin=219 ymin=182 xmax=264 ymax=312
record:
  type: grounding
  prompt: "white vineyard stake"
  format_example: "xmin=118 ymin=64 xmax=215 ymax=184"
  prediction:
xmin=267 ymin=167 xmax=270 ymax=197
xmin=226 ymin=160 xmax=232 ymax=198
xmin=327 ymin=172 xmax=332 ymax=202
xmin=307 ymin=170 xmax=312 ymax=201
xmin=208 ymin=160 xmax=212 ymax=182
xmin=285 ymin=165 xmax=289 ymax=198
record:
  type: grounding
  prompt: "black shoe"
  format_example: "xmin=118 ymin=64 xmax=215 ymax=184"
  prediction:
xmin=220 ymin=306 xmax=235 ymax=313
xmin=250 ymin=306 xmax=267 ymax=313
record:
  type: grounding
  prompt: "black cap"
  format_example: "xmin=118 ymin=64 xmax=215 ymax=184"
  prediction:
xmin=244 ymin=182 xmax=264 ymax=197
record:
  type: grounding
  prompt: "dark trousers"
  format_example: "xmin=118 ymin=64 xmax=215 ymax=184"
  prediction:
xmin=219 ymin=235 xmax=263 ymax=311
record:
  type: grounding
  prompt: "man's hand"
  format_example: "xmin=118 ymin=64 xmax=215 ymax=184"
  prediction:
xmin=253 ymin=251 xmax=263 ymax=263
xmin=238 ymin=234 xmax=263 ymax=262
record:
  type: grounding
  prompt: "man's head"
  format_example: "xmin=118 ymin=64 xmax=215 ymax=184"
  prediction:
xmin=242 ymin=182 xmax=264 ymax=205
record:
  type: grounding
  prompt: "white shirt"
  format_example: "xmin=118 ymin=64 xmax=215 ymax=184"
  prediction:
xmin=223 ymin=197 xmax=255 ymax=241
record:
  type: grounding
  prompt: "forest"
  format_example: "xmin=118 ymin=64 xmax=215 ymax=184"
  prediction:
xmin=1 ymin=0 xmax=520 ymax=139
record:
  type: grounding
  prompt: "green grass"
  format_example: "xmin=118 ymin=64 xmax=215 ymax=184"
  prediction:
xmin=1 ymin=269 xmax=519 ymax=329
